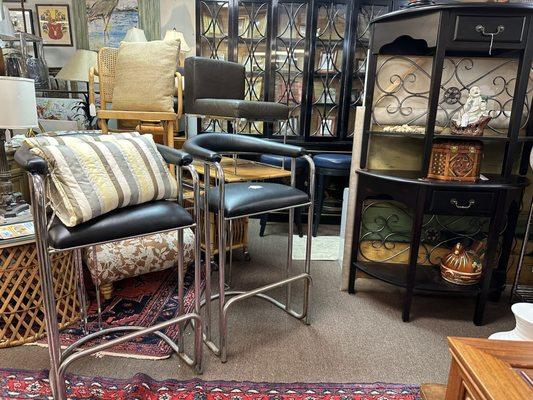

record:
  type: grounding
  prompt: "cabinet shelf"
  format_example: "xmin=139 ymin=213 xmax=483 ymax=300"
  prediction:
xmin=367 ymin=130 xmax=511 ymax=142
xmin=354 ymin=261 xmax=502 ymax=294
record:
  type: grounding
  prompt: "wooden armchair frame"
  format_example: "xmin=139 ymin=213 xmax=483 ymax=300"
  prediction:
xmin=88 ymin=47 xmax=183 ymax=148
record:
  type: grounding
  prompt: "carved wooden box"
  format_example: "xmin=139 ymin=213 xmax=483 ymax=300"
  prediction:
xmin=427 ymin=141 xmax=483 ymax=182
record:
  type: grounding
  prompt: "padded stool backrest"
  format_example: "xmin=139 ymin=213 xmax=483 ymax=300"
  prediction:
xmin=184 ymin=57 xmax=245 ymax=115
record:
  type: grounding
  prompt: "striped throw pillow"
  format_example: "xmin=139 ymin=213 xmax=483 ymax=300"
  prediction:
xmin=24 ymin=133 xmax=177 ymax=227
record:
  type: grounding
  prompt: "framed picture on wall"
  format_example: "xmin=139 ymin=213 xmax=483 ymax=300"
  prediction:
xmin=36 ymin=4 xmax=73 ymax=46
xmin=9 ymin=9 xmax=33 ymax=34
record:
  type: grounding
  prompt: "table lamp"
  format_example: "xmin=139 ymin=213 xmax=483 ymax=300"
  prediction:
xmin=0 ymin=4 xmax=16 ymax=76
xmin=163 ymin=29 xmax=191 ymax=53
xmin=123 ymin=27 xmax=147 ymax=42
xmin=56 ymin=49 xmax=97 ymax=83
xmin=0 ymin=76 xmax=38 ymax=217
xmin=163 ymin=29 xmax=190 ymax=67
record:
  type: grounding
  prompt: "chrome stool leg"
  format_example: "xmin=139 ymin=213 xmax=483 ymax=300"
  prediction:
xmin=74 ymin=248 xmax=89 ymax=334
xmin=227 ymin=219 xmax=233 ymax=287
xmin=203 ymin=163 xmax=213 ymax=346
xmin=177 ymin=228 xmax=185 ymax=352
xmin=30 ymin=174 xmax=67 ymax=400
xmin=92 ymin=245 xmax=103 ymax=330
xmin=218 ymin=215 xmax=228 ymax=362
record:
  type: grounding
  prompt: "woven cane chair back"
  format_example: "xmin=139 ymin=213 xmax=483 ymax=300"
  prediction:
xmin=97 ymin=47 xmax=118 ymax=109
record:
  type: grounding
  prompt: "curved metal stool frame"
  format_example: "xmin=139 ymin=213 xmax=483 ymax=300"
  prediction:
xmin=28 ymin=163 xmax=203 ymax=400
xmin=200 ymin=153 xmax=315 ymax=362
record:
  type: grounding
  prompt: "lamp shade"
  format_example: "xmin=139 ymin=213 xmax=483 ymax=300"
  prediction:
xmin=0 ymin=77 xmax=38 ymax=129
xmin=163 ymin=29 xmax=190 ymax=53
xmin=123 ymin=27 xmax=147 ymax=42
xmin=56 ymin=49 xmax=97 ymax=82
xmin=0 ymin=5 xmax=15 ymax=39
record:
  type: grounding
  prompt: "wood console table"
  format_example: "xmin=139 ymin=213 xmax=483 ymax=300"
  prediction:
xmin=421 ymin=337 xmax=533 ymax=400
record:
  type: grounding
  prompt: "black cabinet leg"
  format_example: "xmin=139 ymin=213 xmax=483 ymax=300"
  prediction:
xmin=259 ymin=214 xmax=268 ymax=237
xmin=348 ymin=262 xmax=357 ymax=294
xmin=348 ymin=186 xmax=365 ymax=295
xmin=474 ymin=292 xmax=489 ymax=326
xmin=313 ymin=173 xmax=326 ymax=237
xmin=402 ymin=189 xmax=425 ymax=323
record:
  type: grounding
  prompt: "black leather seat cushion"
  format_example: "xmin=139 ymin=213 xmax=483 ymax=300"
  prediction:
xmin=48 ymin=201 xmax=193 ymax=250
xmin=205 ymin=182 xmax=309 ymax=218
xmin=194 ymin=99 xmax=289 ymax=120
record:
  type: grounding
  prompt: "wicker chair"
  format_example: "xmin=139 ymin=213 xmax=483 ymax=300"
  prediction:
xmin=89 ymin=47 xmax=182 ymax=148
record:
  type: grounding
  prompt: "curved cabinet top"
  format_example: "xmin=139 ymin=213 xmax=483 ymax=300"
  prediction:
xmin=370 ymin=3 xmax=533 ymax=55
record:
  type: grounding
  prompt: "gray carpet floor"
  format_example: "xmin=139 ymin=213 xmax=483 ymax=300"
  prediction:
xmin=0 ymin=221 xmax=515 ymax=385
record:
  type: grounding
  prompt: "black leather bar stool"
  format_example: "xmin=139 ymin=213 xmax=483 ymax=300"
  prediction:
xmin=184 ymin=56 xmax=289 ymax=129
xmin=312 ymin=153 xmax=351 ymax=236
xmin=184 ymin=133 xmax=314 ymax=362
xmin=258 ymin=154 xmax=307 ymax=237
xmin=15 ymin=142 xmax=203 ymax=400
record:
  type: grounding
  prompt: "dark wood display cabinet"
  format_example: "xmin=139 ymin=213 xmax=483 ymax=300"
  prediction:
xmin=196 ymin=0 xmax=400 ymax=151
xmin=348 ymin=3 xmax=533 ymax=325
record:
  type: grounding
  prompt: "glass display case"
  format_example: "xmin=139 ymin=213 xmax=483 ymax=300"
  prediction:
xmin=196 ymin=0 xmax=397 ymax=150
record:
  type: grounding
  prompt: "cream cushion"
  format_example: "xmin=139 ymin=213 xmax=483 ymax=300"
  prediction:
xmin=112 ymin=40 xmax=179 ymax=112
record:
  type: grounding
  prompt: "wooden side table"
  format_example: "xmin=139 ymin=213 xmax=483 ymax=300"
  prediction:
xmin=421 ymin=337 xmax=533 ymax=400
xmin=0 ymin=235 xmax=80 ymax=348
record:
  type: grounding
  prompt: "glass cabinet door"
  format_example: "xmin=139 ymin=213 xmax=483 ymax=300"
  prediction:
xmin=346 ymin=2 xmax=391 ymax=137
xmin=198 ymin=1 xmax=230 ymax=61
xmin=308 ymin=0 xmax=347 ymax=139
xmin=236 ymin=0 xmax=270 ymax=135
xmin=197 ymin=1 xmax=231 ymax=132
xmin=270 ymin=0 xmax=309 ymax=139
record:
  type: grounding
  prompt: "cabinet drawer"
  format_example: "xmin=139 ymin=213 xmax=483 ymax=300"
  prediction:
xmin=428 ymin=190 xmax=495 ymax=216
xmin=453 ymin=15 xmax=526 ymax=44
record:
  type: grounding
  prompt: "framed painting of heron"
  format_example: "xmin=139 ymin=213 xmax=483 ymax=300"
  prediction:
xmin=35 ymin=4 xmax=73 ymax=46
xmin=86 ymin=0 xmax=139 ymax=50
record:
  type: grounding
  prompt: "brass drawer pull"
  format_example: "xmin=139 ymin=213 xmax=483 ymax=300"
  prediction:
xmin=450 ymin=198 xmax=475 ymax=209
xmin=475 ymin=24 xmax=505 ymax=55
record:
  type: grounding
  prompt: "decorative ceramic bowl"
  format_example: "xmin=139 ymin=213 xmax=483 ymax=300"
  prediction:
xmin=440 ymin=263 xmax=482 ymax=285
xmin=489 ymin=303 xmax=533 ymax=341
xmin=440 ymin=243 xmax=482 ymax=285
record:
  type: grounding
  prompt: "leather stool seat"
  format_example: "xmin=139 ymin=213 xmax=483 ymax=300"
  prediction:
xmin=48 ymin=201 xmax=193 ymax=249
xmin=205 ymin=182 xmax=309 ymax=218
xmin=313 ymin=153 xmax=351 ymax=170
xmin=194 ymin=99 xmax=288 ymax=120
xmin=259 ymin=154 xmax=307 ymax=170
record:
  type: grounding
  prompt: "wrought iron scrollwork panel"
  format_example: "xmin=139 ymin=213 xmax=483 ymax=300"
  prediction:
xmin=346 ymin=4 xmax=389 ymax=137
xmin=310 ymin=2 xmax=346 ymax=137
xmin=271 ymin=2 xmax=307 ymax=137
xmin=199 ymin=1 xmax=230 ymax=133
xmin=371 ymin=56 xmax=531 ymax=136
xmin=359 ymin=200 xmax=504 ymax=267
xmin=236 ymin=1 xmax=269 ymax=135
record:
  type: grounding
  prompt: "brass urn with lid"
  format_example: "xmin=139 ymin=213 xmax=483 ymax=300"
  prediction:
xmin=440 ymin=243 xmax=482 ymax=285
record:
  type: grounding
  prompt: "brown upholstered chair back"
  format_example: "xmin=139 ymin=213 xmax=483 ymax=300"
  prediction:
xmin=184 ymin=57 xmax=245 ymax=115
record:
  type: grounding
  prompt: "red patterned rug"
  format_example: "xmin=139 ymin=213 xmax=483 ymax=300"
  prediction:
xmin=30 ymin=266 xmax=204 ymax=360
xmin=0 ymin=369 xmax=421 ymax=400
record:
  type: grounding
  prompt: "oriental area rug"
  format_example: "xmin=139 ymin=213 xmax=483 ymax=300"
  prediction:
xmin=30 ymin=265 xmax=204 ymax=360
xmin=0 ymin=369 xmax=421 ymax=400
